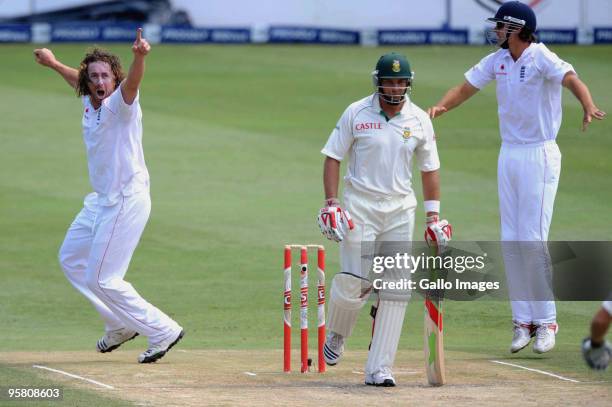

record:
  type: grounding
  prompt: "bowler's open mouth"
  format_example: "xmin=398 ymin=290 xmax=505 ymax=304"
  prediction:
xmin=96 ymin=89 xmax=105 ymax=98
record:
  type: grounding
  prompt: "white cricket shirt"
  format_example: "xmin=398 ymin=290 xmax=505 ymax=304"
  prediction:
xmin=465 ymin=43 xmax=575 ymax=145
xmin=322 ymin=94 xmax=440 ymax=197
xmin=82 ymin=85 xmax=149 ymax=206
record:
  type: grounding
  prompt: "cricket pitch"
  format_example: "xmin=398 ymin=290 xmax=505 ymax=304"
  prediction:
xmin=1 ymin=349 xmax=609 ymax=406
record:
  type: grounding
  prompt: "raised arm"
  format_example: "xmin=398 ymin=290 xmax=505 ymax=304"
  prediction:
xmin=121 ymin=28 xmax=151 ymax=105
xmin=33 ymin=48 xmax=78 ymax=89
xmin=427 ymin=81 xmax=479 ymax=119
xmin=562 ymin=72 xmax=606 ymax=131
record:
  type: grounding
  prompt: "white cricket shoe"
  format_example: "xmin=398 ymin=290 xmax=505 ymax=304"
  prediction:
xmin=365 ymin=367 xmax=396 ymax=387
xmin=510 ymin=321 xmax=535 ymax=353
xmin=138 ymin=330 xmax=185 ymax=363
xmin=96 ymin=327 xmax=139 ymax=353
xmin=533 ymin=323 xmax=558 ymax=354
xmin=323 ymin=331 xmax=345 ymax=366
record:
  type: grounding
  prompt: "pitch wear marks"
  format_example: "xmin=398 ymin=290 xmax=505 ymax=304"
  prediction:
xmin=82 ymin=85 xmax=150 ymax=206
xmin=465 ymin=43 xmax=574 ymax=145
xmin=322 ymin=94 xmax=439 ymax=198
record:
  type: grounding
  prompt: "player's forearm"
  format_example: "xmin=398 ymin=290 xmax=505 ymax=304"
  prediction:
xmin=323 ymin=156 xmax=341 ymax=199
xmin=436 ymin=82 xmax=478 ymax=111
xmin=51 ymin=61 xmax=79 ymax=89
xmin=422 ymin=170 xmax=440 ymax=201
xmin=590 ymin=308 xmax=612 ymax=344
xmin=123 ymin=54 xmax=145 ymax=93
xmin=421 ymin=170 xmax=440 ymax=216
xmin=563 ymin=74 xmax=596 ymax=111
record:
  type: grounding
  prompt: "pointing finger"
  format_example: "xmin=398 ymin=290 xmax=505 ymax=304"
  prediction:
xmin=136 ymin=27 xmax=142 ymax=42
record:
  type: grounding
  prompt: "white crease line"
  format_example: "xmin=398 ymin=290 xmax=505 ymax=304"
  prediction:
xmin=244 ymin=371 xmax=257 ymax=376
xmin=33 ymin=365 xmax=115 ymax=389
xmin=490 ymin=360 xmax=580 ymax=383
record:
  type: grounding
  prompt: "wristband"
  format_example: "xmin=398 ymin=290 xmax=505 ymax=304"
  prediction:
xmin=424 ymin=200 xmax=440 ymax=214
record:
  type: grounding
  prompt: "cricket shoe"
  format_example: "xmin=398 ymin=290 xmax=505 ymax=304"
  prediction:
xmin=323 ymin=331 xmax=345 ymax=366
xmin=96 ymin=328 xmax=139 ymax=353
xmin=510 ymin=321 xmax=535 ymax=353
xmin=533 ymin=323 xmax=558 ymax=354
xmin=365 ymin=367 xmax=396 ymax=387
xmin=138 ymin=329 xmax=185 ymax=364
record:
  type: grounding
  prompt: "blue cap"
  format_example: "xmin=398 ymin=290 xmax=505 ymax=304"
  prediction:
xmin=488 ymin=1 xmax=537 ymax=32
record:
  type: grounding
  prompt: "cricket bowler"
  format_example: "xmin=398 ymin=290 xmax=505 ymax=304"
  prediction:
xmin=34 ymin=29 xmax=184 ymax=363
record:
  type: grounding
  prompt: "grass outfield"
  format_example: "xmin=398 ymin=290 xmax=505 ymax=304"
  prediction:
xmin=0 ymin=44 xmax=610 ymax=403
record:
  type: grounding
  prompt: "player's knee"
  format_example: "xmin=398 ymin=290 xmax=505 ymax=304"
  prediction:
xmin=58 ymin=245 xmax=76 ymax=273
xmin=378 ymin=287 xmax=412 ymax=303
xmin=330 ymin=273 xmax=371 ymax=310
xmin=85 ymin=273 xmax=100 ymax=292
xmin=85 ymin=273 xmax=116 ymax=293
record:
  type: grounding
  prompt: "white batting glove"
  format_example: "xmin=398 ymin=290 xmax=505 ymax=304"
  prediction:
xmin=317 ymin=198 xmax=355 ymax=243
xmin=424 ymin=215 xmax=452 ymax=253
xmin=582 ymin=338 xmax=611 ymax=370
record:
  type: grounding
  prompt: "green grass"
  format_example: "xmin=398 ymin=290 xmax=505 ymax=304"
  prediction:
xmin=1 ymin=44 xmax=610 ymax=385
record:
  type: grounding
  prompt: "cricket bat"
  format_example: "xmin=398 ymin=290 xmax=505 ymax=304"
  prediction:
xmin=424 ymin=247 xmax=446 ymax=386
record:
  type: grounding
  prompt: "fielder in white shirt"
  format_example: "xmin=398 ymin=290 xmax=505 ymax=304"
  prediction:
xmin=34 ymin=29 xmax=184 ymax=363
xmin=428 ymin=2 xmax=606 ymax=354
xmin=318 ymin=52 xmax=452 ymax=387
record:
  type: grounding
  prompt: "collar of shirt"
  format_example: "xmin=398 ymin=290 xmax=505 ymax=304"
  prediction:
xmin=500 ymin=42 xmax=536 ymax=65
xmin=371 ymin=93 xmax=413 ymax=121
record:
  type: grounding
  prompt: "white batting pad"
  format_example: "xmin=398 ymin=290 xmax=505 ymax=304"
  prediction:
xmin=365 ymin=300 xmax=407 ymax=375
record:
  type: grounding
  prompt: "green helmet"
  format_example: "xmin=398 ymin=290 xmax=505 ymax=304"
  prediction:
xmin=371 ymin=52 xmax=414 ymax=105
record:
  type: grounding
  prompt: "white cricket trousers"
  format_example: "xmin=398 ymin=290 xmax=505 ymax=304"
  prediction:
xmin=327 ymin=184 xmax=416 ymax=375
xmin=338 ymin=184 xmax=416 ymax=281
xmin=58 ymin=191 xmax=181 ymax=344
xmin=498 ymin=141 xmax=561 ymax=325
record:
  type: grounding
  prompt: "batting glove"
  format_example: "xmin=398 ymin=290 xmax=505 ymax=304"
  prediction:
xmin=317 ymin=199 xmax=355 ymax=243
xmin=424 ymin=215 xmax=452 ymax=254
xmin=582 ymin=338 xmax=611 ymax=370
